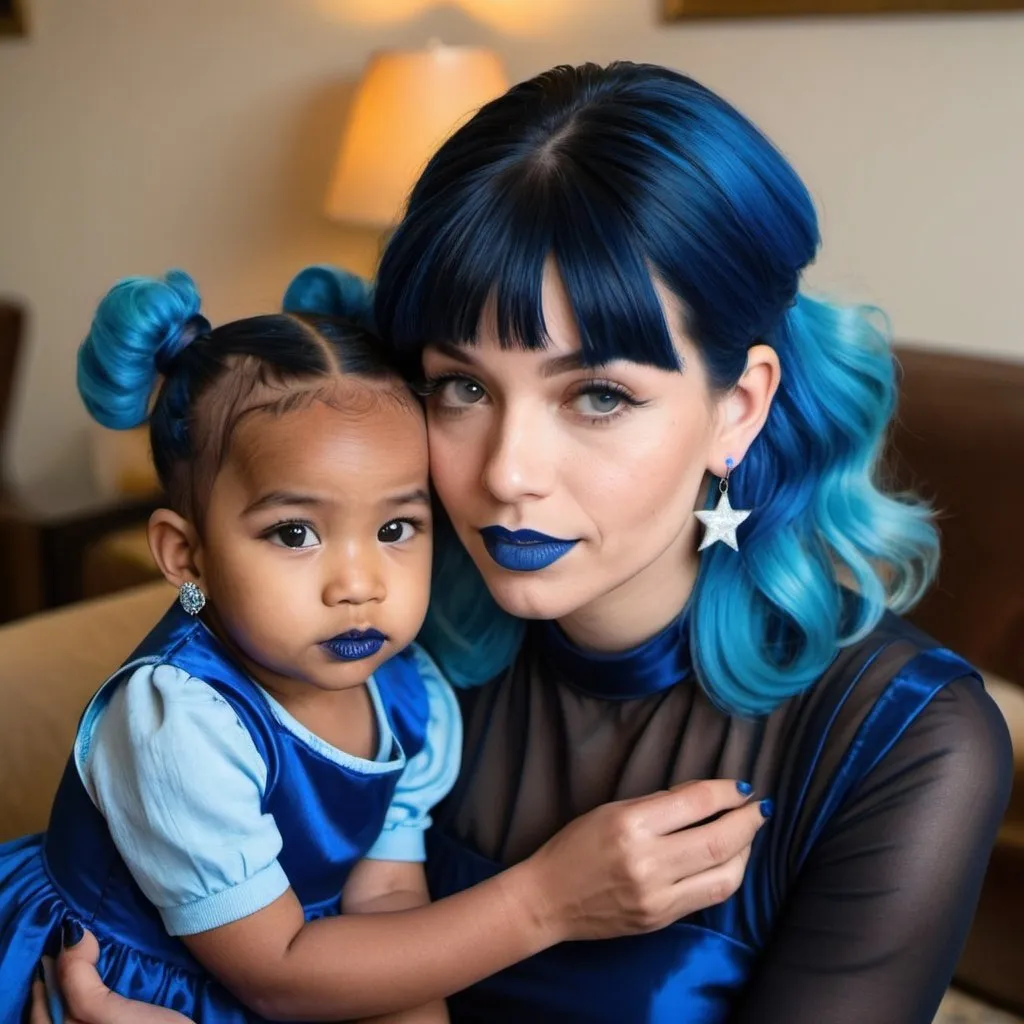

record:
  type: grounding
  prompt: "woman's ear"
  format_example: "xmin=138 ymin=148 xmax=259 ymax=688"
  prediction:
xmin=709 ymin=344 xmax=781 ymax=475
xmin=147 ymin=508 xmax=204 ymax=590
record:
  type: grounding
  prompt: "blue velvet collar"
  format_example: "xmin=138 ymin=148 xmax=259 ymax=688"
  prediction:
xmin=537 ymin=610 xmax=693 ymax=701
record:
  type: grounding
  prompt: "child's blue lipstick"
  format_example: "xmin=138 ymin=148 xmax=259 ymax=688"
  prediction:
xmin=320 ymin=629 xmax=388 ymax=662
xmin=479 ymin=526 xmax=579 ymax=572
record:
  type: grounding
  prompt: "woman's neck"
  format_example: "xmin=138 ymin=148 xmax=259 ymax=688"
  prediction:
xmin=556 ymin=525 xmax=699 ymax=653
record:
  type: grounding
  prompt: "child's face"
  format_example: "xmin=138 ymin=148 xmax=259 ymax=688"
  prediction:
xmin=195 ymin=382 xmax=431 ymax=694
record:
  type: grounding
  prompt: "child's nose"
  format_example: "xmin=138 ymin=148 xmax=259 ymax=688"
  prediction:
xmin=321 ymin=545 xmax=386 ymax=606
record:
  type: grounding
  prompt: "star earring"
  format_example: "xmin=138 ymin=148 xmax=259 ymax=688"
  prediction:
xmin=694 ymin=457 xmax=751 ymax=552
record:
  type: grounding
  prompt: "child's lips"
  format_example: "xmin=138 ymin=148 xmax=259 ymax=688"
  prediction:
xmin=319 ymin=629 xmax=388 ymax=662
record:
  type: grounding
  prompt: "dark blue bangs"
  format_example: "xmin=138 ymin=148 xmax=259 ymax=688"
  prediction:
xmin=375 ymin=60 xmax=819 ymax=387
xmin=377 ymin=146 xmax=680 ymax=372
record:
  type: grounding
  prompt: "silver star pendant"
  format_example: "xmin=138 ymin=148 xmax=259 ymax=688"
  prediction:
xmin=694 ymin=488 xmax=751 ymax=552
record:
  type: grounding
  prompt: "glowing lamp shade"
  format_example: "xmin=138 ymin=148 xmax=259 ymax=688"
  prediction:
xmin=324 ymin=44 xmax=508 ymax=229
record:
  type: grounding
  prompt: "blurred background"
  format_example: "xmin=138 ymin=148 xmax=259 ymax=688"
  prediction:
xmin=1 ymin=0 xmax=1022 ymax=492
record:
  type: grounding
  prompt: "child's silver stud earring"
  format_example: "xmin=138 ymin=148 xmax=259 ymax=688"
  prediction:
xmin=694 ymin=457 xmax=752 ymax=552
xmin=178 ymin=581 xmax=206 ymax=616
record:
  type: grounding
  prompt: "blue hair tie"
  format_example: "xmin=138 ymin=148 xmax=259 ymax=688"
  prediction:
xmin=155 ymin=313 xmax=210 ymax=374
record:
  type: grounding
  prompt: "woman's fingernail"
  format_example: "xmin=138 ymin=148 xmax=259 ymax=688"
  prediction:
xmin=62 ymin=919 xmax=84 ymax=949
xmin=759 ymin=799 xmax=774 ymax=819
xmin=736 ymin=781 xmax=753 ymax=796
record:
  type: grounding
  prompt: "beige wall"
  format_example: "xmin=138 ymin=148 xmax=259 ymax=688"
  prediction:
xmin=1 ymin=0 xmax=1022 ymax=486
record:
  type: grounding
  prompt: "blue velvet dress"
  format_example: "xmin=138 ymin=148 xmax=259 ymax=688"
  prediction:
xmin=427 ymin=611 xmax=1013 ymax=1024
xmin=0 ymin=604 xmax=432 ymax=1023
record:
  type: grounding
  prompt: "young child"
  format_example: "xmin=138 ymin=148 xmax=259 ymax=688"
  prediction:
xmin=0 ymin=270 xmax=460 ymax=1022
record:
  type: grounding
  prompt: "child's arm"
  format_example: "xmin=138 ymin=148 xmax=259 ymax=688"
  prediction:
xmin=341 ymin=857 xmax=435 ymax=917
xmin=181 ymin=858 xmax=546 ymax=1020
xmin=342 ymin=859 xmax=448 ymax=1024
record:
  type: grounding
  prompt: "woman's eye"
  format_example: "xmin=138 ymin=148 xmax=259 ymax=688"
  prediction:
xmin=269 ymin=523 xmax=320 ymax=549
xmin=573 ymin=389 xmax=624 ymax=416
xmin=378 ymin=520 xmax=416 ymax=544
xmin=440 ymin=378 xmax=486 ymax=406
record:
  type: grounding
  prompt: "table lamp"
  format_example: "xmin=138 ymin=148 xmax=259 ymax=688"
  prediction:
xmin=324 ymin=42 xmax=509 ymax=230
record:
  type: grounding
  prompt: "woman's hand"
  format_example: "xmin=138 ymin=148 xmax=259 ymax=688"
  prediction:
xmin=525 ymin=779 xmax=769 ymax=942
xmin=29 ymin=929 xmax=192 ymax=1024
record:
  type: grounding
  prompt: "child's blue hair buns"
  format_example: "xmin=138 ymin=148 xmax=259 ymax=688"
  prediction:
xmin=282 ymin=264 xmax=375 ymax=330
xmin=78 ymin=269 xmax=207 ymax=430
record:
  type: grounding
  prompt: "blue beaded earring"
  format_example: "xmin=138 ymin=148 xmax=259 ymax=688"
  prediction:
xmin=178 ymin=581 xmax=206 ymax=616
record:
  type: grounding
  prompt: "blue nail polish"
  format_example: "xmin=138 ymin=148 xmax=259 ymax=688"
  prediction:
xmin=759 ymin=799 xmax=774 ymax=819
xmin=736 ymin=781 xmax=753 ymax=796
xmin=62 ymin=919 xmax=84 ymax=949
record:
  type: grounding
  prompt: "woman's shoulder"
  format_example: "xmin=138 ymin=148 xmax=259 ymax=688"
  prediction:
xmin=781 ymin=610 xmax=1011 ymax=801
xmin=769 ymin=612 xmax=1013 ymax=878
xmin=800 ymin=609 xmax=973 ymax=717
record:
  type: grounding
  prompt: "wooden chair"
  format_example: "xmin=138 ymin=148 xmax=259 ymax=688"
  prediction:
xmin=0 ymin=300 xmax=24 ymax=494
xmin=0 ymin=302 xmax=39 ymax=621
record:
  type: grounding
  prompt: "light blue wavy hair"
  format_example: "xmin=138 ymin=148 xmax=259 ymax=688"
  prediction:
xmin=288 ymin=62 xmax=938 ymax=716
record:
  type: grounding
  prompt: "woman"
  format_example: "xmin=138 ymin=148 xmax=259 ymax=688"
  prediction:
xmin=40 ymin=61 xmax=1012 ymax=1023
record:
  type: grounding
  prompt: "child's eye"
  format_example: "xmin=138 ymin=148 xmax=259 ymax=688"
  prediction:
xmin=377 ymin=519 xmax=418 ymax=544
xmin=268 ymin=523 xmax=320 ymax=549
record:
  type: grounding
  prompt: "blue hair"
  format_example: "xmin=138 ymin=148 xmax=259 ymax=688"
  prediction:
xmin=283 ymin=264 xmax=376 ymax=333
xmin=78 ymin=269 xmax=203 ymax=431
xmin=335 ymin=62 xmax=936 ymax=713
xmin=80 ymin=269 xmax=403 ymax=523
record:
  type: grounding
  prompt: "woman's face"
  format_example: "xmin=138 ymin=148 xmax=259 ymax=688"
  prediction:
xmin=421 ymin=265 xmax=774 ymax=649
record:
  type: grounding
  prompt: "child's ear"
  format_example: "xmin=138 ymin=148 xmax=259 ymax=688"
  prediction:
xmin=147 ymin=509 xmax=204 ymax=590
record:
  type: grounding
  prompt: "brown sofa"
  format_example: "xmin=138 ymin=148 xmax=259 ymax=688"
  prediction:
xmin=0 ymin=346 xmax=1020 ymax=1008
xmin=889 ymin=348 xmax=1024 ymax=1013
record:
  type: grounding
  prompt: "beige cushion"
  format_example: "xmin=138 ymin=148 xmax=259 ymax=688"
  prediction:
xmin=0 ymin=581 xmax=175 ymax=840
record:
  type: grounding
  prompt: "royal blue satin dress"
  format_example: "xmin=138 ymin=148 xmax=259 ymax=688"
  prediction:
xmin=0 ymin=604 xmax=430 ymax=1023
xmin=426 ymin=611 xmax=1013 ymax=1023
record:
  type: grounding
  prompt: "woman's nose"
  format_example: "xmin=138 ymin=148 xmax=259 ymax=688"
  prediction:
xmin=480 ymin=406 xmax=555 ymax=505
xmin=321 ymin=543 xmax=386 ymax=607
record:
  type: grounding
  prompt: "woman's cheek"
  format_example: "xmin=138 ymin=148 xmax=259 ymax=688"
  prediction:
xmin=429 ymin=437 xmax=474 ymax=502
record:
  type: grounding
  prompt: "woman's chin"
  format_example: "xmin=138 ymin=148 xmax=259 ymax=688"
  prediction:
xmin=482 ymin=568 xmax=589 ymax=623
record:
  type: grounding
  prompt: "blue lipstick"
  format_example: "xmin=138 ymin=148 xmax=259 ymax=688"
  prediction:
xmin=479 ymin=526 xmax=578 ymax=572
xmin=321 ymin=629 xmax=388 ymax=662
